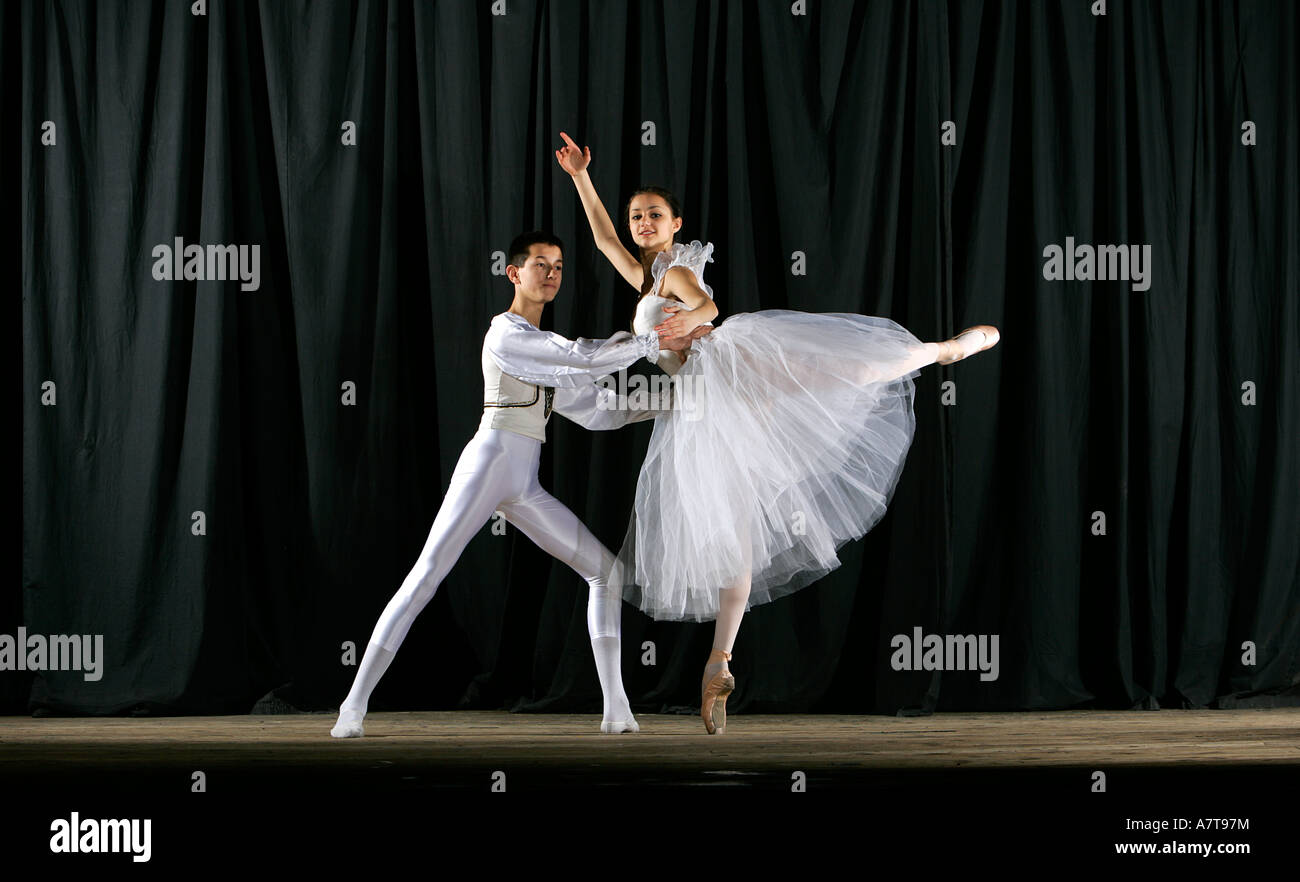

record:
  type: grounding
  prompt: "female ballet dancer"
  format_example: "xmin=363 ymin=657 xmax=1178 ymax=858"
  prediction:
xmin=554 ymin=131 xmax=1000 ymax=734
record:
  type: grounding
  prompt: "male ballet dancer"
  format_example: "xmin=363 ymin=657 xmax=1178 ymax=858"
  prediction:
xmin=331 ymin=231 xmax=690 ymax=737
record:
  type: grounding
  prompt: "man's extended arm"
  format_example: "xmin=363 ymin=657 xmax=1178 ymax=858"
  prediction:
xmin=551 ymin=376 xmax=674 ymax=431
xmin=484 ymin=315 xmax=662 ymax=388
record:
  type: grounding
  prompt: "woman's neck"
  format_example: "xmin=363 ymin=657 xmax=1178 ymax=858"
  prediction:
xmin=640 ymin=243 xmax=673 ymax=271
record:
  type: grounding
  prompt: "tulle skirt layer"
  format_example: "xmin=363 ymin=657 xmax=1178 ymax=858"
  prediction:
xmin=616 ymin=310 xmax=926 ymax=622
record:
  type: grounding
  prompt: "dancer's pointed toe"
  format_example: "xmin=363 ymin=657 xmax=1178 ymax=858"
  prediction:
xmin=701 ymin=671 xmax=735 ymax=735
xmin=937 ymin=325 xmax=1000 ymax=364
xmin=701 ymin=649 xmax=735 ymax=735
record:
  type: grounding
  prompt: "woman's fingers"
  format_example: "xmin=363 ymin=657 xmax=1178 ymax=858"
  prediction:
xmin=556 ymin=132 xmax=592 ymax=169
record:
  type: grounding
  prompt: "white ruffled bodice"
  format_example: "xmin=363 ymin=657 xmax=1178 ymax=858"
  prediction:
xmin=633 ymin=240 xmax=716 ymax=374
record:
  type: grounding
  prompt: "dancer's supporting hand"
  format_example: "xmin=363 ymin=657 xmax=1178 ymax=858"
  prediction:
xmin=659 ymin=330 xmax=694 ymax=351
xmin=555 ymin=131 xmax=591 ymax=176
xmin=654 ymin=302 xmax=710 ymax=338
xmin=656 ymin=324 xmax=713 ymax=358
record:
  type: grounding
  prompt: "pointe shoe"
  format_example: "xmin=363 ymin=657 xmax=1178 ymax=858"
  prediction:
xmin=937 ymin=325 xmax=1000 ymax=365
xmin=600 ymin=718 xmax=640 ymax=734
xmin=330 ymin=708 xmax=365 ymax=738
xmin=701 ymin=650 xmax=735 ymax=735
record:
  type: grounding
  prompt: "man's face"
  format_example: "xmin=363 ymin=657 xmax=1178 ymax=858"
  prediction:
xmin=510 ymin=244 xmax=563 ymax=303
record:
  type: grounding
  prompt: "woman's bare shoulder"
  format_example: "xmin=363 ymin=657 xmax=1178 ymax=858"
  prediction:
xmin=661 ymin=265 xmax=706 ymax=301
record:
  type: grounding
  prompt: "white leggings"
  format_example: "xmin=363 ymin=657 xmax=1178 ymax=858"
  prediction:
xmin=368 ymin=427 xmax=620 ymax=653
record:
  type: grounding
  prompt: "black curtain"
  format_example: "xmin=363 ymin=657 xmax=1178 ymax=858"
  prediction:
xmin=12 ymin=0 xmax=1298 ymax=718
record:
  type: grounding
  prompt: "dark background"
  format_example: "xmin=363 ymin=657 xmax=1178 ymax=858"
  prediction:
xmin=11 ymin=0 xmax=1299 ymax=719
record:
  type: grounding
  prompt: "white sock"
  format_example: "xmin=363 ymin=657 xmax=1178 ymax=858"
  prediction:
xmin=330 ymin=643 xmax=396 ymax=738
xmin=587 ymin=572 xmax=638 ymax=733
xmin=591 ymin=636 xmax=638 ymax=733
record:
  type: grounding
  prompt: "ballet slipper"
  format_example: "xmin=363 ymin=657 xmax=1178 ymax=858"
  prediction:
xmin=600 ymin=718 xmax=640 ymax=734
xmin=330 ymin=708 xmax=365 ymax=738
xmin=700 ymin=649 xmax=735 ymax=735
xmin=937 ymin=325 xmax=1000 ymax=365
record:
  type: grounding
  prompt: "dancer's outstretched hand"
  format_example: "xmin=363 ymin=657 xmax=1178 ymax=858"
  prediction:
xmin=555 ymin=131 xmax=591 ymax=175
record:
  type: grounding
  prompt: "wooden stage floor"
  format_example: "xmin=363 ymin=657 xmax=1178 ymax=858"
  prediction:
xmin=1 ymin=709 xmax=1294 ymax=862
xmin=1 ymin=708 xmax=1295 ymax=788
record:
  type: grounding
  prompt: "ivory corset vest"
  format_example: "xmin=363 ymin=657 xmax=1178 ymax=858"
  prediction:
xmin=478 ymin=345 xmax=553 ymax=442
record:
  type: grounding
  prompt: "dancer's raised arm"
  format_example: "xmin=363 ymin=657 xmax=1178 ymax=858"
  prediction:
xmin=556 ymin=131 xmax=644 ymax=291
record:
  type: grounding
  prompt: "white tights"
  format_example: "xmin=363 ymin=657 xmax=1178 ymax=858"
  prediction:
xmin=332 ymin=428 xmax=635 ymax=736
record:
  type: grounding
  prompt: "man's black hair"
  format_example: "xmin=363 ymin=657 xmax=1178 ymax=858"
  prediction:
xmin=508 ymin=231 xmax=565 ymax=268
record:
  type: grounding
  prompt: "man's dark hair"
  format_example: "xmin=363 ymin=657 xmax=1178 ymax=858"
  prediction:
xmin=508 ymin=231 xmax=565 ymax=268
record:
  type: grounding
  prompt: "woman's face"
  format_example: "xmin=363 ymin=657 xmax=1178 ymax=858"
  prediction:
xmin=628 ymin=194 xmax=682 ymax=252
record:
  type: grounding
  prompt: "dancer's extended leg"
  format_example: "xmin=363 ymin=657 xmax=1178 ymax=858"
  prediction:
xmin=877 ymin=327 xmax=999 ymax=383
xmin=500 ymin=483 xmax=638 ymax=733
xmin=332 ymin=432 xmax=521 ymax=738
xmin=884 ymin=342 xmax=942 ymax=380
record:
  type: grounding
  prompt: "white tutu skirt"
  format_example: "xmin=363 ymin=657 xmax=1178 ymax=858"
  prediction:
xmin=615 ymin=310 xmax=926 ymax=622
